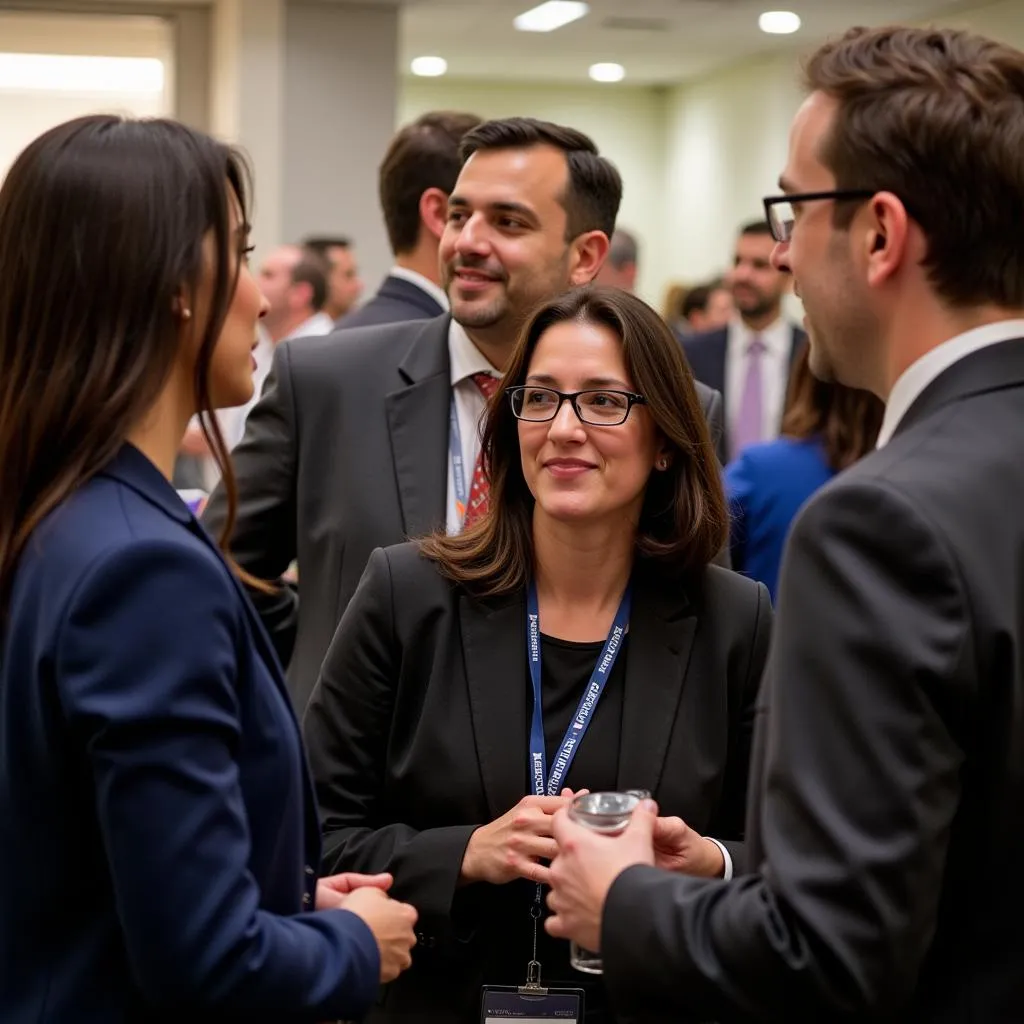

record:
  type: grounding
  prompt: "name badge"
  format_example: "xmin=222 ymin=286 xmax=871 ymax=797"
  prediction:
xmin=481 ymin=985 xmax=583 ymax=1022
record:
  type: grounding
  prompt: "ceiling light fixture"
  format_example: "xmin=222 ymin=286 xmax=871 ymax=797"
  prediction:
xmin=514 ymin=1 xmax=589 ymax=33
xmin=758 ymin=10 xmax=801 ymax=35
xmin=589 ymin=62 xmax=625 ymax=83
xmin=410 ymin=55 xmax=448 ymax=77
xmin=0 ymin=53 xmax=164 ymax=93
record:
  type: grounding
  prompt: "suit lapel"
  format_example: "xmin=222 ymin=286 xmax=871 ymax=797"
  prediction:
xmin=460 ymin=590 xmax=530 ymax=820
xmin=616 ymin=571 xmax=697 ymax=794
xmin=385 ymin=316 xmax=452 ymax=537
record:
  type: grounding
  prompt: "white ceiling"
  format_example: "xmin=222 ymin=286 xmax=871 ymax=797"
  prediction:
xmin=395 ymin=0 xmax=972 ymax=85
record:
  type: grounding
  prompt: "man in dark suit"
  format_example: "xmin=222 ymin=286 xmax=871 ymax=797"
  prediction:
xmin=204 ymin=117 xmax=726 ymax=712
xmin=683 ymin=220 xmax=806 ymax=461
xmin=334 ymin=111 xmax=481 ymax=331
xmin=545 ymin=24 xmax=1024 ymax=1023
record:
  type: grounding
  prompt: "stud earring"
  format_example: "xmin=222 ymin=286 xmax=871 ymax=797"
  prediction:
xmin=180 ymin=308 xmax=192 ymax=321
xmin=657 ymin=457 xmax=669 ymax=470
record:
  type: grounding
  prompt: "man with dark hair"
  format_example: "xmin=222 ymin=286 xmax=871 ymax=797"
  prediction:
xmin=683 ymin=219 xmax=806 ymax=460
xmin=596 ymin=227 xmax=639 ymax=291
xmin=302 ymin=235 xmax=363 ymax=321
xmin=678 ymin=280 xmax=733 ymax=335
xmin=204 ymin=116 xmax=725 ymax=714
xmin=259 ymin=244 xmax=332 ymax=344
xmin=335 ymin=110 xmax=482 ymax=330
xmin=545 ymin=24 xmax=1024 ymax=1023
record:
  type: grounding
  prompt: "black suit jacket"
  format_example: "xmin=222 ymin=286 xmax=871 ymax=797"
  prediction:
xmin=601 ymin=337 xmax=1024 ymax=1023
xmin=682 ymin=323 xmax=806 ymax=456
xmin=303 ymin=543 xmax=772 ymax=1023
xmin=334 ymin=272 xmax=444 ymax=331
xmin=203 ymin=314 xmax=726 ymax=711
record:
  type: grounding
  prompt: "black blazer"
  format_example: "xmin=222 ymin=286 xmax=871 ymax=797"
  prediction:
xmin=601 ymin=338 xmax=1024 ymax=1023
xmin=682 ymin=323 xmax=806 ymax=454
xmin=334 ymin=272 xmax=444 ymax=330
xmin=203 ymin=314 xmax=726 ymax=712
xmin=303 ymin=543 xmax=772 ymax=1023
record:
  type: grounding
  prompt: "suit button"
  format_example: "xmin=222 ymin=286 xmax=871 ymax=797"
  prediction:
xmin=305 ymin=865 xmax=315 ymax=877
xmin=302 ymin=892 xmax=312 ymax=906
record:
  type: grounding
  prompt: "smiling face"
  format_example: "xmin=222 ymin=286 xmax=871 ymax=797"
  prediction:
xmin=439 ymin=144 xmax=599 ymax=340
xmin=517 ymin=318 xmax=661 ymax=527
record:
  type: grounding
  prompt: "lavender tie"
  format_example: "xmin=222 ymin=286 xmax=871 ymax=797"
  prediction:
xmin=732 ymin=336 xmax=765 ymax=460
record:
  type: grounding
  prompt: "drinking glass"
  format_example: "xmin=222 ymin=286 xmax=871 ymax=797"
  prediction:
xmin=566 ymin=790 xmax=649 ymax=974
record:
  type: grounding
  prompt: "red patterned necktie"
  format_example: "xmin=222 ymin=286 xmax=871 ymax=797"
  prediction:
xmin=461 ymin=372 xmax=501 ymax=529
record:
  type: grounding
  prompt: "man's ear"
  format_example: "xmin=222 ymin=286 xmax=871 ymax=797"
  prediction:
xmin=570 ymin=230 xmax=611 ymax=285
xmin=419 ymin=187 xmax=449 ymax=242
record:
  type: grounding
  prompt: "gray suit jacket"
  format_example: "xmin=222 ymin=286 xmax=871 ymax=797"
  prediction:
xmin=601 ymin=338 xmax=1024 ymax=1023
xmin=204 ymin=314 xmax=726 ymax=711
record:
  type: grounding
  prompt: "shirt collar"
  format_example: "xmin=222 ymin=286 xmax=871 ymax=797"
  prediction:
xmin=731 ymin=316 xmax=790 ymax=356
xmin=448 ymin=319 xmax=502 ymax=387
xmin=389 ymin=266 xmax=450 ymax=312
xmin=876 ymin=318 xmax=1024 ymax=447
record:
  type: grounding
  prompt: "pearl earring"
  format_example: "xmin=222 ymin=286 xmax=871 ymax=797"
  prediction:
xmin=180 ymin=308 xmax=192 ymax=321
xmin=657 ymin=457 xmax=668 ymax=470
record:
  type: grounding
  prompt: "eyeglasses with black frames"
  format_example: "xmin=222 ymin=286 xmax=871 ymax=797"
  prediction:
xmin=507 ymin=385 xmax=647 ymax=426
xmin=763 ymin=190 xmax=877 ymax=243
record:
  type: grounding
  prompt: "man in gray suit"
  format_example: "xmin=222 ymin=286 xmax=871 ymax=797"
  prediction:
xmin=204 ymin=117 xmax=724 ymax=711
xmin=545 ymin=25 xmax=1024 ymax=1024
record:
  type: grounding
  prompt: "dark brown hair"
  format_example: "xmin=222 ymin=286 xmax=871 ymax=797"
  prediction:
xmin=459 ymin=117 xmax=623 ymax=241
xmin=0 ymin=114 xmax=261 ymax=613
xmin=291 ymin=250 xmax=329 ymax=312
xmin=805 ymin=25 xmax=1024 ymax=308
xmin=781 ymin=345 xmax=884 ymax=471
xmin=379 ymin=110 xmax=482 ymax=255
xmin=419 ymin=286 xmax=727 ymax=595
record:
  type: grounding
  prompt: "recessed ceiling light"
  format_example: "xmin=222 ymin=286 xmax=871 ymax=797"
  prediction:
xmin=0 ymin=53 xmax=164 ymax=93
xmin=410 ymin=55 xmax=448 ymax=77
xmin=758 ymin=10 xmax=801 ymax=34
xmin=589 ymin=62 xmax=625 ymax=83
xmin=514 ymin=1 xmax=589 ymax=33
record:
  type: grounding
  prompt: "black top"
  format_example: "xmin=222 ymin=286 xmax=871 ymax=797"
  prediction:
xmin=538 ymin=632 xmax=626 ymax=794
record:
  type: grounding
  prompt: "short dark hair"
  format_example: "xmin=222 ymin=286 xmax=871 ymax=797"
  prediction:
xmin=291 ymin=251 xmax=329 ymax=311
xmin=459 ymin=117 xmax=623 ymax=240
xmin=739 ymin=220 xmax=773 ymax=239
xmin=681 ymin=285 xmax=711 ymax=320
xmin=419 ymin=286 xmax=727 ymax=594
xmin=608 ymin=228 xmax=639 ymax=269
xmin=781 ymin=344 xmax=884 ymax=471
xmin=805 ymin=25 xmax=1024 ymax=308
xmin=379 ymin=110 xmax=482 ymax=255
xmin=302 ymin=235 xmax=350 ymax=258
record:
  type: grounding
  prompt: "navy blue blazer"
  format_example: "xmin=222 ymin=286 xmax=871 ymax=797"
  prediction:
xmin=334 ymin=273 xmax=444 ymax=331
xmin=0 ymin=445 xmax=380 ymax=1022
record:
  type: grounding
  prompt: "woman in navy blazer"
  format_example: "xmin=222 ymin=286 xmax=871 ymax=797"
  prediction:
xmin=0 ymin=115 xmax=416 ymax=1022
xmin=725 ymin=345 xmax=884 ymax=600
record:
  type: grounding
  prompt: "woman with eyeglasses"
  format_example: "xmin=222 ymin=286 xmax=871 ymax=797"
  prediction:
xmin=303 ymin=285 xmax=772 ymax=1023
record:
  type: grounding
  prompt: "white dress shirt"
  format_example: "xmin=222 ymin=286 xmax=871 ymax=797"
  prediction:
xmin=388 ymin=265 xmax=450 ymax=312
xmin=876 ymin=318 xmax=1024 ymax=448
xmin=445 ymin=320 xmax=501 ymax=534
xmin=725 ymin=317 xmax=794 ymax=445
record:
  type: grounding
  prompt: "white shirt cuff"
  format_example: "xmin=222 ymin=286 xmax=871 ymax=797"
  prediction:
xmin=706 ymin=837 xmax=733 ymax=880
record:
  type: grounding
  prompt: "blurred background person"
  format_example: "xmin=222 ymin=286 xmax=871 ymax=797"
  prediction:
xmin=304 ymin=286 xmax=770 ymax=1023
xmin=680 ymin=279 xmax=733 ymax=334
xmin=258 ymin=243 xmax=334 ymax=342
xmin=683 ymin=220 xmax=806 ymax=459
xmin=303 ymin=235 xmax=364 ymax=322
xmin=0 ymin=114 xmax=417 ymax=1022
xmin=336 ymin=110 xmax=482 ymax=331
xmin=595 ymin=226 xmax=639 ymax=292
xmin=725 ymin=345 xmax=883 ymax=600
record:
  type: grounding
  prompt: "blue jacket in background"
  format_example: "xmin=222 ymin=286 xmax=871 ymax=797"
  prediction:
xmin=0 ymin=444 xmax=380 ymax=1022
xmin=725 ymin=436 xmax=835 ymax=602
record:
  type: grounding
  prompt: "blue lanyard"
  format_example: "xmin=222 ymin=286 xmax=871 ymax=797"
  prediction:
xmin=526 ymin=580 xmax=631 ymax=797
xmin=449 ymin=396 xmax=469 ymax=522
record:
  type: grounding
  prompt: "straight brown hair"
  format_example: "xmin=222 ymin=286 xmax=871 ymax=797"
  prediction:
xmin=0 ymin=114 xmax=263 ymax=614
xmin=419 ymin=286 xmax=727 ymax=595
xmin=805 ymin=25 xmax=1024 ymax=308
xmin=781 ymin=345 xmax=884 ymax=471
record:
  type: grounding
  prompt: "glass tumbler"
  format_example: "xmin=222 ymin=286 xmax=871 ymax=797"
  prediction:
xmin=566 ymin=790 xmax=649 ymax=974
